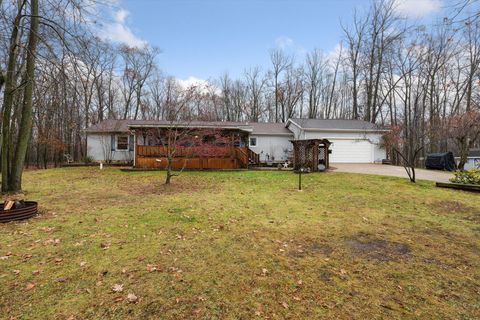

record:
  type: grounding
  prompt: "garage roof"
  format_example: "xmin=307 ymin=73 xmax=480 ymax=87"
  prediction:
xmin=288 ymin=118 xmax=387 ymax=131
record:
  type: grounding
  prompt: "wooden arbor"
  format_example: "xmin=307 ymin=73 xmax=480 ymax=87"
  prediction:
xmin=291 ymin=139 xmax=331 ymax=172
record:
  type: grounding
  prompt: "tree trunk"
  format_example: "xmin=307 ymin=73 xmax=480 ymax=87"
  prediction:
xmin=1 ymin=2 xmax=23 ymax=192
xmin=165 ymin=154 xmax=173 ymax=185
xmin=457 ymin=137 xmax=470 ymax=171
xmin=9 ymin=0 xmax=39 ymax=192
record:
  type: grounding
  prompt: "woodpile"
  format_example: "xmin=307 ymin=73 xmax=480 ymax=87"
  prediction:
xmin=2 ymin=200 xmax=26 ymax=211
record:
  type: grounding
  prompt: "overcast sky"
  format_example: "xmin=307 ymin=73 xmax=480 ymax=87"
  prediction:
xmin=100 ymin=0 xmax=446 ymax=83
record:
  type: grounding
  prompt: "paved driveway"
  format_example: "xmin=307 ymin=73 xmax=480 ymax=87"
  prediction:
xmin=331 ymin=163 xmax=453 ymax=183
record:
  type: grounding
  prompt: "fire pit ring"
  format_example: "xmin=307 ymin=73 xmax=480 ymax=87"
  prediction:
xmin=0 ymin=201 xmax=38 ymax=223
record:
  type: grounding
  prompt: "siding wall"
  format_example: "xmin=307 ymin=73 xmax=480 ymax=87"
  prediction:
xmin=249 ymin=134 xmax=293 ymax=163
xmin=87 ymin=133 xmax=133 ymax=162
xmin=459 ymin=157 xmax=480 ymax=170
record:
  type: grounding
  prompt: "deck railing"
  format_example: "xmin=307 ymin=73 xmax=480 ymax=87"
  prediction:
xmin=248 ymin=148 xmax=260 ymax=164
xmin=135 ymin=145 xmax=255 ymax=169
xmin=136 ymin=145 xmax=239 ymax=158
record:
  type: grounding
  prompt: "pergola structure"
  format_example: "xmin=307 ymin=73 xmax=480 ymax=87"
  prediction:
xmin=291 ymin=139 xmax=331 ymax=172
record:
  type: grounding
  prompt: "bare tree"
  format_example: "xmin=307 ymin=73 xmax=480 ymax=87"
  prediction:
xmin=244 ymin=67 xmax=267 ymax=122
xmin=120 ymin=45 xmax=159 ymax=120
xmin=269 ymin=49 xmax=292 ymax=122
xmin=304 ymin=49 xmax=328 ymax=118
xmin=447 ymin=111 xmax=480 ymax=170
xmin=342 ymin=10 xmax=367 ymax=119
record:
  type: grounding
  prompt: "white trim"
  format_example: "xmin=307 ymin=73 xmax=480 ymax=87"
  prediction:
xmin=251 ymin=132 xmax=294 ymax=136
xmin=285 ymin=118 xmax=388 ymax=133
xmin=303 ymin=128 xmax=389 ymax=133
xmin=286 ymin=118 xmax=302 ymax=129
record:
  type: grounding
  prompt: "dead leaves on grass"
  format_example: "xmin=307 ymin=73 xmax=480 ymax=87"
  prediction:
xmin=112 ymin=284 xmax=124 ymax=293
xmin=127 ymin=293 xmax=138 ymax=303
xmin=25 ymin=282 xmax=35 ymax=291
xmin=146 ymin=264 xmax=162 ymax=272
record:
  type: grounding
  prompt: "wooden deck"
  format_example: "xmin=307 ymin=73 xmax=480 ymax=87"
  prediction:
xmin=134 ymin=145 xmax=255 ymax=169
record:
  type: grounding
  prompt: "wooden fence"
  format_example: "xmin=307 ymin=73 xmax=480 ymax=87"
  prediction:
xmin=135 ymin=145 xmax=251 ymax=169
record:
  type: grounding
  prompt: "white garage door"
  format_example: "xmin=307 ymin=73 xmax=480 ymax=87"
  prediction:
xmin=329 ymin=139 xmax=373 ymax=163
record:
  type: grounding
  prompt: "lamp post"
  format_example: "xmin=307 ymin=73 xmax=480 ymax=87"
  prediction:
xmin=298 ymin=167 xmax=304 ymax=191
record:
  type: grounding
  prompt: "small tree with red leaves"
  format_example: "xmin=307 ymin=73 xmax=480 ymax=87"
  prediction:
xmin=146 ymin=126 xmax=243 ymax=184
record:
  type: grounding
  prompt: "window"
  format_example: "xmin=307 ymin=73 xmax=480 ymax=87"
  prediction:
xmin=117 ymin=135 xmax=129 ymax=150
xmin=249 ymin=137 xmax=257 ymax=147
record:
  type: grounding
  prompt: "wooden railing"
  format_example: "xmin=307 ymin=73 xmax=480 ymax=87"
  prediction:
xmin=234 ymin=147 xmax=248 ymax=167
xmin=248 ymin=148 xmax=260 ymax=164
xmin=137 ymin=145 xmax=236 ymax=158
xmin=135 ymin=145 xmax=253 ymax=169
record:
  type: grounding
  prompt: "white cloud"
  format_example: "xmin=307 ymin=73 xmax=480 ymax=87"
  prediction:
xmin=395 ymin=0 xmax=442 ymax=18
xmin=275 ymin=36 xmax=294 ymax=49
xmin=102 ymin=8 xmax=147 ymax=48
xmin=327 ymin=43 xmax=343 ymax=61
xmin=176 ymin=76 xmax=209 ymax=89
xmin=273 ymin=36 xmax=309 ymax=59
xmin=176 ymin=76 xmax=219 ymax=94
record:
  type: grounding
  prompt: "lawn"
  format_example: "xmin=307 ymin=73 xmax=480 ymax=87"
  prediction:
xmin=0 ymin=168 xmax=479 ymax=319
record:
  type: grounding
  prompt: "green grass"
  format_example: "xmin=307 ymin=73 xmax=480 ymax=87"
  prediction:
xmin=0 ymin=168 xmax=479 ymax=319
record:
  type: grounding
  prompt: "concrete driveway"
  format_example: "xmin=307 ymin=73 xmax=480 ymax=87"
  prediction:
xmin=331 ymin=163 xmax=453 ymax=183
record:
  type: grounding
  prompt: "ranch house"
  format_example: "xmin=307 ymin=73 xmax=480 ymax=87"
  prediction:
xmin=85 ymin=118 xmax=388 ymax=169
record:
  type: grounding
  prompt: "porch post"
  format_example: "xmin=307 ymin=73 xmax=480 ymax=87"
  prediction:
xmin=133 ymin=131 xmax=136 ymax=167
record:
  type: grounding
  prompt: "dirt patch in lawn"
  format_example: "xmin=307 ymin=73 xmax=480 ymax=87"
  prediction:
xmin=430 ymin=200 xmax=479 ymax=223
xmin=287 ymin=239 xmax=334 ymax=258
xmin=346 ymin=233 xmax=410 ymax=262
xmin=465 ymin=212 xmax=480 ymax=223
xmin=317 ymin=266 xmax=335 ymax=282
xmin=123 ymin=176 xmax=221 ymax=196
xmin=430 ymin=200 xmax=475 ymax=214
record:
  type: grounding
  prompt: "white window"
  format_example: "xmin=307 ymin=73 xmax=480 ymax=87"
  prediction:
xmin=249 ymin=137 xmax=257 ymax=147
xmin=116 ymin=135 xmax=129 ymax=150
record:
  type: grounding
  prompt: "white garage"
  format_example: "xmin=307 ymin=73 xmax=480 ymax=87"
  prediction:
xmin=328 ymin=139 xmax=373 ymax=163
xmin=286 ymin=118 xmax=387 ymax=163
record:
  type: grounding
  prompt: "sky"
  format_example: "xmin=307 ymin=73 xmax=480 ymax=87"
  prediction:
xmin=100 ymin=0 xmax=445 ymax=84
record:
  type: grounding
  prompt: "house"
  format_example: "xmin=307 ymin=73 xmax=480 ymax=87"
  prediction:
xmin=458 ymin=149 xmax=480 ymax=170
xmin=85 ymin=118 xmax=387 ymax=169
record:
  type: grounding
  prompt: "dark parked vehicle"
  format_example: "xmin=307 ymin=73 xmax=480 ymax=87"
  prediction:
xmin=425 ymin=152 xmax=457 ymax=171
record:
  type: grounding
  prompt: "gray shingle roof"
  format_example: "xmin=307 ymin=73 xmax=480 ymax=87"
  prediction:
xmin=86 ymin=118 xmax=387 ymax=135
xmin=289 ymin=118 xmax=386 ymax=131
xmin=127 ymin=120 xmax=253 ymax=131
xmin=469 ymin=149 xmax=480 ymax=157
xmin=85 ymin=119 xmax=131 ymax=133
xmin=85 ymin=119 xmax=291 ymax=135
xmin=249 ymin=122 xmax=292 ymax=135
